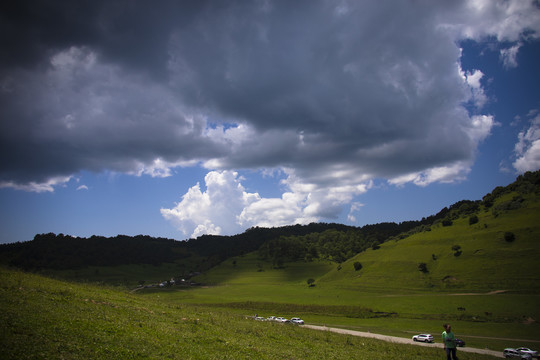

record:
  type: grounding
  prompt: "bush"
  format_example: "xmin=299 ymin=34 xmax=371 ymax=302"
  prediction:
xmin=442 ymin=219 xmax=453 ymax=227
xmin=469 ymin=215 xmax=479 ymax=225
xmin=307 ymin=278 xmax=315 ymax=287
xmin=504 ymin=232 xmax=516 ymax=242
xmin=353 ymin=261 xmax=363 ymax=271
xmin=418 ymin=262 xmax=428 ymax=273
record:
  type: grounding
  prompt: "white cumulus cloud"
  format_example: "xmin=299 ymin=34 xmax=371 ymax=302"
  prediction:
xmin=513 ymin=113 xmax=540 ymax=173
xmin=162 ymin=169 xmax=370 ymax=237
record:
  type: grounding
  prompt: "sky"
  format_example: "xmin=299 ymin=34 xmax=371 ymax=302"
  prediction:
xmin=1 ymin=0 xmax=540 ymax=244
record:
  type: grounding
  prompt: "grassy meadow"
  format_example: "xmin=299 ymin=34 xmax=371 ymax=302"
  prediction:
xmin=149 ymin=253 xmax=540 ymax=351
xmin=0 ymin=267 xmax=498 ymax=359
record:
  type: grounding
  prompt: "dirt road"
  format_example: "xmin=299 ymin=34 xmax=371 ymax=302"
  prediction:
xmin=302 ymin=324 xmax=504 ymax=358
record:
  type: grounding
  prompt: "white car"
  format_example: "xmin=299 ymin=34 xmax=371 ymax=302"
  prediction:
xmin=254 ymin=317 xmax=266 ymax=321
xmin=290 ymin=317 xmax=304 ymax=325
xmin=275 ymin=317 xmax=289 ymax=323
xmin=516 ymin=348 xmax=538 ymax=358
xmin=267 ymin=316 xmax=276 ymax=321
xmin=412 ymin=334 xmax=434 ymax=343
xmin=504 ymin=348 xmax=534 ymax=359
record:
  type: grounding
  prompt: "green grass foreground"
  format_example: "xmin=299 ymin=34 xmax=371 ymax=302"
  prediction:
xmin=0 ymin=267 xmax=497 ymax=359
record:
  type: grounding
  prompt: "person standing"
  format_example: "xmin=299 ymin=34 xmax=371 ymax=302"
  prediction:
xmin=442 ymin=324 xmax=458 ymax=360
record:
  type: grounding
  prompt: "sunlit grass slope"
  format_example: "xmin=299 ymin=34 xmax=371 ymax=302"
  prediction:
xmin=192 ymin=189 xmax=540 ymax=296
xmin=195 ymin=252 xmax=334 ymax=285
xmin=183 ymin=253 xmax=338 ymax=305
xmin=324 ymin=191 xmax=540 ymax=292
xmin=0 ymin=267 xmax=497 ymax=360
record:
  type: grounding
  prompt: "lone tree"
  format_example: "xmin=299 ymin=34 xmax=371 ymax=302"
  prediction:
xmin=307 ymin=278 xmax=315 ymax=287
xmin=353 ymin=261 xmax=363 ymax=271
xmin=418 ymin=262 xmax=428 ymax=273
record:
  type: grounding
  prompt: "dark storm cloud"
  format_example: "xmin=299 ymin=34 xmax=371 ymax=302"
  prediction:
xmin=167 ymin=1 xmax=477 ymax=178
xmin=0 ymin=1 xmax=211 ymax=185
xmin=0 ymin=0 xmax=538 ymax=191
xmin=0 ymin=1 xmax=200 ymax=72
xmin=0 ymin=1 xmax=99 ymax=68
xmin=0 ymin=44 xmax=223 ymax=184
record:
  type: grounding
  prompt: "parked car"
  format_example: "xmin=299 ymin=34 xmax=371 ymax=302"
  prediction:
xmin=504 ymin=348 xmax=533 ymax=359
xmin=275 ymin=317 xmax=289 ymax=323
xmin=254 ymin=317 xmax=266 ymax=321
xmin=267 ymin=316 xmax=276 ymax=321
xmin=516 ymin=348 xmax=538 ymax=358
xmin=455 ymin=339 xmax=465 ymax=347
xmin=412 ymin=334 xmax=434 ymax=343
xmin=290 ymin=317 xmax=304 ymax=325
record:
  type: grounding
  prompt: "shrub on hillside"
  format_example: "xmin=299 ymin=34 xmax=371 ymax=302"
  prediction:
xmin=469 ymin=215 xmax=479 ymax=225
xmin=418 ymin=262 xmax=428 ymax=273
xmin=442 ymin=219 xmax=453 ymax=227
xmin=353 ymin=261 xmax=363 ymax=271
xmin=504 ymin=232 xmax=516 ymax=242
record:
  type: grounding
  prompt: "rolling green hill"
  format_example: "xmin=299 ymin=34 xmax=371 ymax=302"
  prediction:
xmin=193 ymin=170 xmax=540 ymax=294
xmin=322 ymin=188 xmax=540 ymax=292
xmin=0 ymin=267 xmax=496 ymax=360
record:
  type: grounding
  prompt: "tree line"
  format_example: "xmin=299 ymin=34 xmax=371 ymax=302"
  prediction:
xmin=258 ymin=223 xmax=414 ymax=265
xmin=1 ymin=170 xmax=538 ymax=272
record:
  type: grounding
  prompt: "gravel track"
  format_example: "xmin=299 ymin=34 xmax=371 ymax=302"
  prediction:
xmin=302 ymin=324 xmax=504 ymax=358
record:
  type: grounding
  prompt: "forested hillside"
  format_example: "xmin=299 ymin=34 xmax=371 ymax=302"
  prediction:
xmin=0 ymin=234 xmax=188 ymax=270
xmin=0 ymin=222 xmax=415 ymax=273
xmin=1 ymin=170 xmax=539 ymax=276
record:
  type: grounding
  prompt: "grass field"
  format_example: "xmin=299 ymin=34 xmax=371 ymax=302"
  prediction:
xmin=0 ymin=267 xmax=498 ymax=359
xmin=147 ymin=254 xmax=540 ymax=351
